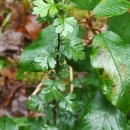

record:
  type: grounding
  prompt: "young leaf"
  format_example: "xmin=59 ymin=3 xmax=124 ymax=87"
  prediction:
xmin=32 ymin=0 xmax=58 ymax=17
xmin=70 ymin=0 xmax=100 ymax=11
xmin=77 ymin=91 xmax=127 ymax=130
xmin=19 ymin=25 xmax=58 ymax=72
xmin=61 ymin=25 xmax=85 ymax=61
xmin=108 ymin=12 xmax=130 ymax=43
xmin=0 ymin=116 xmax=18 ymax=130
xmin=93 ymin=0 xmax=130 ymax=17
xmin=53 ymin=17 xmax=77 ymax=37
xmin=91 ymin=31 xmax=130 ymax=113
xmin=32 ymin=0 xmax=50 ymax=17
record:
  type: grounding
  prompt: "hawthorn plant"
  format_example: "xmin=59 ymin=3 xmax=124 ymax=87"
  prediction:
xmin=20 ymin=0 xmax=130 ymax=129
xmin=1 ymin=0 xmax=130 ymax=129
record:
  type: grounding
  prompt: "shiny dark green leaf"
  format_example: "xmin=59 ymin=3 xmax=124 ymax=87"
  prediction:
xmin=70 ymin=0 xmax=100 ymax=11
xmin=91 ymin=31 xmax=130 ymax=113
xmin=108 ymin=12 xmax=130 ymax=43
xmin=93 ymin=0 xmax=130 ymax=17
xmin=77 ymin=91 xmax=127 ymax=130
xmin=19 ymin=25 xmax=58 ymax=72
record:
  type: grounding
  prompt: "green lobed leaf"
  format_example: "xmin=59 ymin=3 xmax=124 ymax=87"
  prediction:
xmin=93 ymin=0 xmax=130 ymax=17
xmin=32 ymin=0 xmax=58 ymax=17
xmin=42 ymin=78 xmax=65 ymax=102
xmin=67 ymin=47 xmax=92 ymax=72
xmin=25 ymin=93 xmax=45 ymax=112
xmin=70 ymin=0 xmax=100 ymax=11
xmin=53 ymin=17 xmax=77 ymax=37
xmin=76 ymin=91 xmax=127 ymax=130
xmin=32 ymin=0 xmax=50 ymax=17
xmin=91 ymin=31 xmax=130 ymax=113
xmin=59 ymin=93 xmax=77 ymax=113
xmin=0 ymin=116 xmax=18 ymax=130
xmin=108 ymin=12 xmax=130 ymax=43
xmin=19 ymin=25 xmax=58 ymax=72
xmin=61 ymin=25 xmax=85 ymax=61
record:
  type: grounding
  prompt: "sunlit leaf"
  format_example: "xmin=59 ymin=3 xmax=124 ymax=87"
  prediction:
xmin=93 ymin=0 xmax=130 ymax=17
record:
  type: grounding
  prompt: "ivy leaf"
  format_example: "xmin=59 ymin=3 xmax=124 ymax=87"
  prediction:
xmin=0 ymin=116 xmax=18 ymax=130
xmin=53 ymin=17 xmax=77 ymax=37
xmin=32 ymin=0 xmax=58 ymax=17
xmin=91 ymin=31 xmax=130 ymax=113
xmin=25 ymin=93 xmax=45 ymax=112
xmin=108 ymin=12 xmax=130 ymax=43
xmin=93 ymin=0 xmax=130 ymax=17
xmin=70 ymin=0 xmax=100 ymax=11
xmin=77 ymin=91 xmax=127 ymax=130
xmin=42 ymin=79 xmax=65 ymax=102
xmin=61 ymin=25 xmax=85 ymax=61
xmin=19 ymin=25 xmax=58 ymax=72
xmin=60 ymin=93 xmax=77 ymax=112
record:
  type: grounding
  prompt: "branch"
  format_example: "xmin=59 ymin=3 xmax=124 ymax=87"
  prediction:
xmin=79 ymin=11 xmax=101 ymax=35
xmin=32 ymin=82 xmax=43 ymax=95
xmin=69 ymin=66 xmax=74 ymax=93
